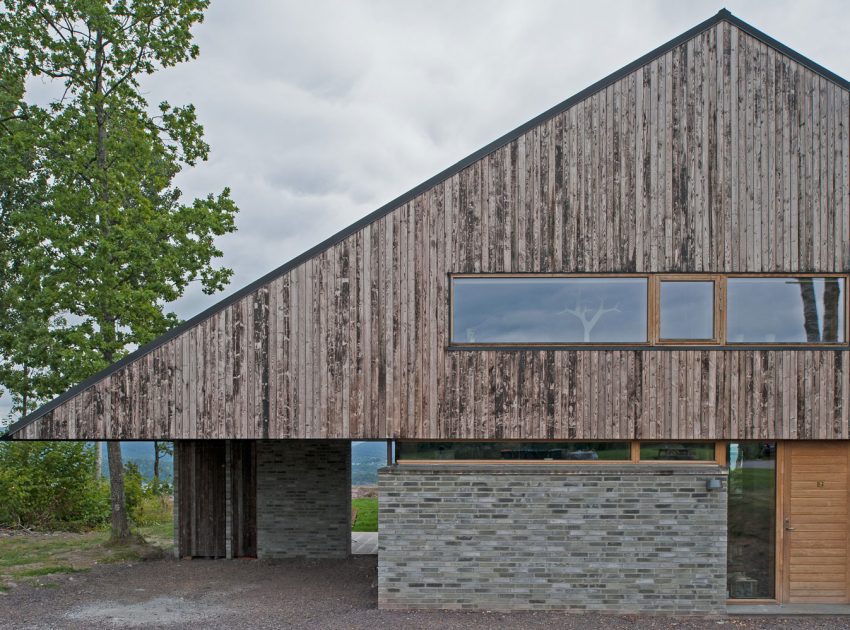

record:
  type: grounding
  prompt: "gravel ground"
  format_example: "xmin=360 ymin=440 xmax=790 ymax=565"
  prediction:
xmin=1 ymin=557 xmax=849 ymax=629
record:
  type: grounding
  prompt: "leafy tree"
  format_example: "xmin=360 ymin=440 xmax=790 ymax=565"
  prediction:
xmin=122 ymin=460 xmax=144 ymax=522
xmin=0 ymin=1 xmax=238 ymax=540
xmin=0 ymin=35 xmax=68 ymax=418
xmin=0 ymin=441 xmax=109 ymax=529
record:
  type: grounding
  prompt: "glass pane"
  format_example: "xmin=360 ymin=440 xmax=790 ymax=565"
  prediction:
xmin=638 ymin=442 xmax=716 ymax=461
xmin=397 ymin=442 xmax=631 ymax=461
xmin=727 ymin=277 xmax=845 ymax=343
xmin=727 ymin=442 xmax=776 ymax=599
xmin=452 ymin=277 xmax=647 ymax=343
xmin=660 ymin=281 xmax=715 ymax=340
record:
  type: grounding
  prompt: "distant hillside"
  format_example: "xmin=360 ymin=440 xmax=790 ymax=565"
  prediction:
xmin=99 ymin=442 xmax=172 ymax=481
xmin=352 ymin=441 xmax=390 ymax=486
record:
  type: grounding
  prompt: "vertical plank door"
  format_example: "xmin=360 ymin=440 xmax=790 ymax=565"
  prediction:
xmin=782 ymin=441 xmax=850 ymax=603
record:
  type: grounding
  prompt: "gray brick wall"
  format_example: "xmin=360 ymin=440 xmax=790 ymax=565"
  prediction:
xmin=256 ymin=440 xmax=351 ymax=559
xmin=378 ymin=465 xmax=727 ymax=614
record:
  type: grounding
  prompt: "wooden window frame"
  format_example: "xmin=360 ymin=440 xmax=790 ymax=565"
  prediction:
xmin=449 ymin=273 xmax=849 ymax=348
xmin=651 ymin=274 xmax=724 ymax=345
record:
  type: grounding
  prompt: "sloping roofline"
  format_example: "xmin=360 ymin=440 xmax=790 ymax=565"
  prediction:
xmin=5 ymin=8 xmax=850 ymax=438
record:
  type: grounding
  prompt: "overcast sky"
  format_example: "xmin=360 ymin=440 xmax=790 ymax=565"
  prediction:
xmin=3 ymin=0 xmax=849 ymax=422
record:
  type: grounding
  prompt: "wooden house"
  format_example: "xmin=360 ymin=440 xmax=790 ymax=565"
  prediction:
xmin=5 ymin=9 xmax=850 ymax=613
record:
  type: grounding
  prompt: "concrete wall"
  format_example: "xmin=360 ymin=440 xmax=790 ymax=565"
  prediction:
xmin=378 ymin=464 xmax=727 ymax=614
xmin=256 ymin=440 xmax=351 ymax=558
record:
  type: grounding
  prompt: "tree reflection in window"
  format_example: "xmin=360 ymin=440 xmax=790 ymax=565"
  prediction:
xmin=727 ymin=277 xmax=845 ymax=343
xmin=452 ymin=277 xmax=648 ymax=344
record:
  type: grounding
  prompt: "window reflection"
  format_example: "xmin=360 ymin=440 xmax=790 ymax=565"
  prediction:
xmin=452 ymin=277 xmax=647 ymax=343
xmin=660 ymin=281 xmax=715 ymax=340
xmin=397 ymin=442 xmax=631 ymax=461
xmin=727 ymin=442 xmax=776 ymax=599
xmin=638 ymin=442 xmax=716 ymax=461
xmin=728 ymin=277 xmax=845 ymax=343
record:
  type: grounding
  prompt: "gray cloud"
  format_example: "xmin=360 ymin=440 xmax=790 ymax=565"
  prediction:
xmin=3 ymin=0 xmax=849 ymax=422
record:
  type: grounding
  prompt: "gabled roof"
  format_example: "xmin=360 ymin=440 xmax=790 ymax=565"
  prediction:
xmin=4 ymin=8 xmax=850 ymax=438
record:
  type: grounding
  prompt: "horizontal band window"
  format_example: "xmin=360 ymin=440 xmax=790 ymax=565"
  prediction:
xmin=451 ymin=274 xmax=847 ymax=347
xmin=396 ymin=441 xmax=725 ymax=465
xmin=397 ymin=441 xmax=631 ymax=461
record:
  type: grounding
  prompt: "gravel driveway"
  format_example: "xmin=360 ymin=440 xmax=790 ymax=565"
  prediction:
xmin=1 ymin=557 xmax=849 ymax=629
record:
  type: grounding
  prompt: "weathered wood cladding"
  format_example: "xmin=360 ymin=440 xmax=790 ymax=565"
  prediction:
xmin=229 ymin=441 xmax=257 ymax=558
xmin=13 ymin=21 xmax=850 ymax=442
xmin=176 ymin=441 xmax=226 ymax=558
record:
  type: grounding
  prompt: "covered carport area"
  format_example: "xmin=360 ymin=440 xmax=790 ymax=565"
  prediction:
xmin=175 ymin=440 xmax=352 ymax=560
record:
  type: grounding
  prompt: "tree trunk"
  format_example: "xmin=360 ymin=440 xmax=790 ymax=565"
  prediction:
xmin=106 ymin=441 xmax=130 ymax=541
xmin=95 ymin=442 xmax=102 ymax=480
xmin=153 ymin=441 xmax=160 ymax=481
xmin=822 ymin=277 xmax=841 ymax=342
xmin=798 ymin=279 xmax=821 ymax=342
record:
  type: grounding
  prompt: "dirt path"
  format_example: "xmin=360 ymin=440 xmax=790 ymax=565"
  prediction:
xmin=1 ymin=557 xmax=849 ymax=629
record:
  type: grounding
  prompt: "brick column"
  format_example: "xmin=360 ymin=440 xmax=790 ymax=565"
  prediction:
xmin=256 ymin=440 xmax=351 ymax=558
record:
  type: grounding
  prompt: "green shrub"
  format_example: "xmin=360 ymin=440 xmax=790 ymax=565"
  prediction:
xmin=134 ymin=494 xmax=173 ymax=528
xmin=0 ymin=442 xmax=109 ymax=530
xmin=122 ymin=461 xmax=144 ymax=524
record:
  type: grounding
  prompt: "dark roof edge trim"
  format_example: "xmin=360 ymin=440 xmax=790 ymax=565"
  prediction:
xmin=721 ymin=10 xmax=850 ymax=90
xmin=6 ymin=8 xmax=849 ymax=438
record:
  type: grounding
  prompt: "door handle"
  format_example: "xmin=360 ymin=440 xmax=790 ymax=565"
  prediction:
xmin=784 ymin=518 xmax=795 ymax=531
xmin=785 ymin=526 xmax=796 ymax=531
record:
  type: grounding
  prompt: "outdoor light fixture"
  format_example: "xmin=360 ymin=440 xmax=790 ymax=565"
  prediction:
xmin=706 ymin=479 xmax=723 ymax=492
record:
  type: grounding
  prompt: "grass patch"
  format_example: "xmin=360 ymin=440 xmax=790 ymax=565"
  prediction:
xmin=138 ymin=521 xmax=173 ymax=542
xmin=12 ymin=565 xmax=88 ymax=578
xmin=352 ymin=498 xmax=378 ymax=532
xmin=0 ymin=533 xmax=107 ymax=569
xmin=0 ymin=497 xmax=174 ymax=589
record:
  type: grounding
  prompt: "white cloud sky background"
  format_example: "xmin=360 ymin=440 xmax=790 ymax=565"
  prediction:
xmin=3 ymin=0 xmax=850 ymax=422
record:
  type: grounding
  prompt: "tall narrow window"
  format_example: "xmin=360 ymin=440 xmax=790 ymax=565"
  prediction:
xmin=727 ymin=277 xmax=845 ymax=344
xmin=727 ymin=442 xmax=776 ymax=599
xmin=658 ymin=279 xmax=717 ymax=342
xmin=451 ymin=277 xmax=648 ymax=344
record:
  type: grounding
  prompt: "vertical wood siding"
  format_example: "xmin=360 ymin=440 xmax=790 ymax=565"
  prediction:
xmin=176 ymin=441 xmax=226 ymax=558
xmin=15 ymin=22 xmax=850 ymax=442
xmin=229 ymin=441 xmax=257 ymax=558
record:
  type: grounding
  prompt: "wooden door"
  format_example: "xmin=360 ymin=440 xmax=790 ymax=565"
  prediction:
xmin=782 ymin=442 xmax=850 ymax=603
xmin=176 ymin=441 xmax=227 ymax=558
xmin=230 ymin=441 xmax=257 ymax=558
